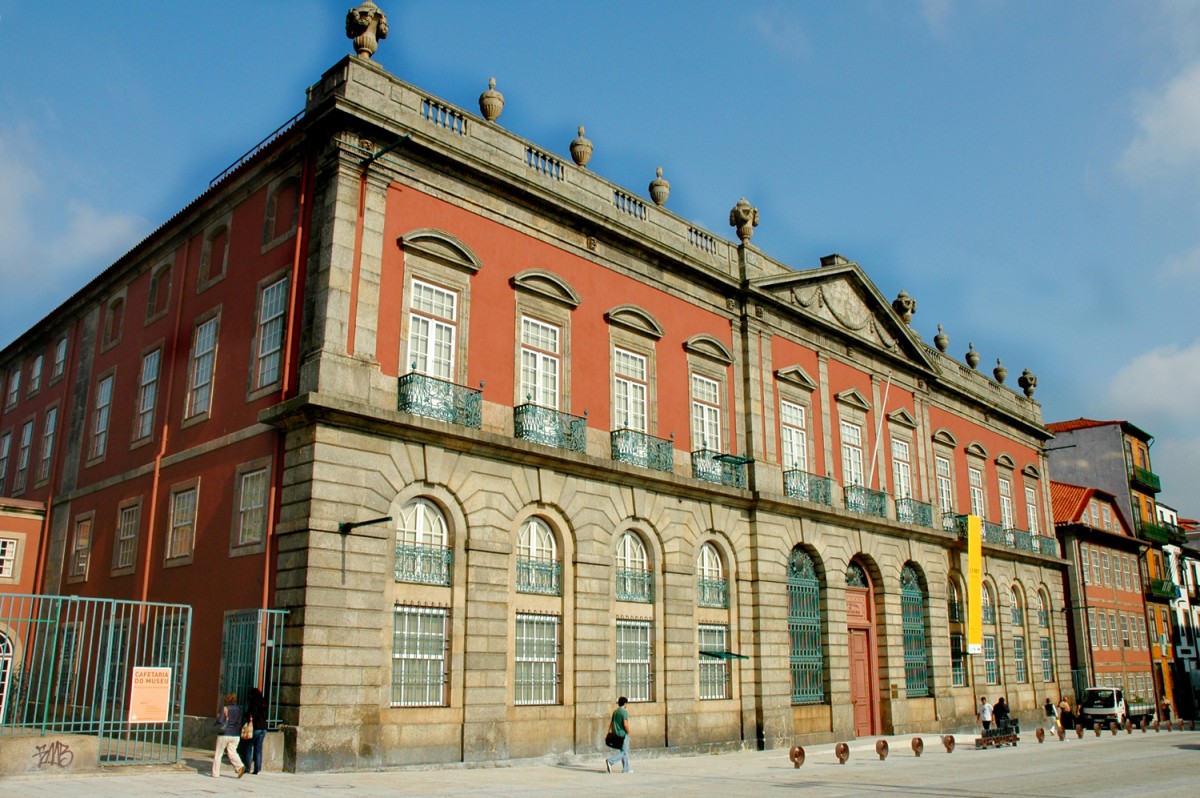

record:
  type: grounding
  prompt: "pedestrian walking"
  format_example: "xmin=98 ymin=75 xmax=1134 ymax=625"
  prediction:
xmin=1044 ymin=696 xmax=1058 ymax=733
xmin=212 ymin=692 xmax=247 ymax=778
xmin=993 ymin=696 xmax=1011 ymax=730
xmin=605 ymin=696 xmax=631 ymax=774
xmin=242 ymin=687 xmax=269 ymax=775
xmin=1059 ymin=697 xmax=1074 ymax=730
xmin=978 ymin=696 xmax=994 ymax=731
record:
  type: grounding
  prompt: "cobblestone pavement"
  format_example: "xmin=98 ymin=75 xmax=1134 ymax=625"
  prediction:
xmin=6 ymin=730 xmax=1199 ymax=798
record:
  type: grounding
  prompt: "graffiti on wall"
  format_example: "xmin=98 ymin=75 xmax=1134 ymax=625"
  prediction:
xmin=31 ymin=740 xmax=74 ymax=768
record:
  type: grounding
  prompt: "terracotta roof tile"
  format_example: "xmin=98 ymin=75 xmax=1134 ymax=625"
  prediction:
xmin=1045 ymin=418 xmax=1123 ymax=433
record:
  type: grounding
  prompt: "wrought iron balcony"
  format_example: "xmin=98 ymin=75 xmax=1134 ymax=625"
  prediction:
xmin=1129 ymin=464 xmax=1161 ymax=494
xmin=947 ymin=513 xmax=967 ymax=536
xmin=1147 ymin=577 xmax=1180 ymax=600
xmin=1007 ymin=528 xmax=1034 ymax=552
xmin=896 ymin=497 xmax=934 ymax=527
xmin=844 ymin=484 xmax=888 ymax=519
xmin=982 ymin=604 xmax=996 ymax=624
xmin=1033 ymin=536 xmax=1059 ymax=556
xmin=397 ymin=372 xmax=482 ymax=428
xmin=690 ymin=449 xmax=750 ymax=489
xmin=610 ymin=429 xmax=674 ymax=473
xmin=983 ymin=521 xmax=1007 ymax=545
xmin=514 ymin=403 xmax=587 ymax=453
xmin=615 ymin=568 xmax=653 ymax=602
xmin=1038 ymin=609 xmax=1049 ymax=628
xmin=784 ymin=469 xmax=833 ymax=506
xmin=394 ymin=542 xmax=452 ymax=585
xmin=697 ymin=576 xmax=729 ymax=608
xmin=948 ymin=600 xmax=964 ymax=623
xmin=1011 ymin=607 xmax=1024 ymax=626
xmin=1138 ymin=520 xmax=1174 ymax=545
xmin=516 ymin=557 xmax=562 ymax=595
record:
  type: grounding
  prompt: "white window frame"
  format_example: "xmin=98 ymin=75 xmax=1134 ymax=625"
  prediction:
xmin=0 ymin=431 xmax=10 ymax=489
xmin=187 ymin=317 xmax=219 ymax=418
xmin=37 ymin=406 xmax=56 ymax=483
xmin=891 ymin=438 xmax=912 ymax=499
xmin=616 ymin=619 xmax=653 ymax=703
xmin=68 ymin=516 xmax=92 ymax=579
xmin=398 ymin=498 xmax=448 ymax=547
xmin=29 ymin=355 xmax=42 ymax=394
xmin=968 ymin=466 xmax=985 ymax=517
xmin=407 ymin=279 xmax=458 ymax=380
xmin=254 ymin=277 xmax=289 ymax=390
xmin=52 ymin=338 xmax=67 ymax=380
xmin=1025 ymin=485 xmax=1040 ymax=534
xmin=391 ymin=605 xmax=448 ymax=708
xmin=840 ymin=421 xmax=865 ymax=487
xmin=114 ymin=504 xmax=140 ymax=572
xmin=167 ymin=487 xmax=197 ymax=562
xmin=134 ymin=350 xmax=161 ymax=442
xmin=520 ymin=316 xmax=560 ymax=409
xmin=13 ymin=420 xmax=33 ymax=494
xmin=779 ymin=400 xmax=808 ymax=471
xmin=236 ymin=468 xmax=269 ymax=547
xmin=90 ymin=374 xmax=114 ymax=460
xmin=0 ymin=537 xmax=17 ymax=579
xmin=690 ymin=374 xmax=721 ymax=451
xmin=935 ymin=455 xmax=954 ymax=514
xmin=698 ymin=623 xmax=730 ymax=700
xmin=514 ymin=613 xmax=561 ymax=706
xmin=6 ymin=368 xmax=20 ymax=408
xmin=998 ymin=476 xmax=1015 ymax=529
xmin=612 ymin=347 xmax=647 ymax=432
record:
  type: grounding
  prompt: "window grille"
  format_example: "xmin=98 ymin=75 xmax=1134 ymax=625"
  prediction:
xmin=392 ymin=606 xmax=448 ymax=707
xmin=616 ymin=620 xmax=653 ymax=702
xmin=698 ymin=624 xmax=730 ymax=700
xmin=788 ymin=548 xmax=823 ymax=704
xmin=514 ymin=614 xmax=560 ymax=705
xmin=901 ymin=565 xmax=930 ymax=697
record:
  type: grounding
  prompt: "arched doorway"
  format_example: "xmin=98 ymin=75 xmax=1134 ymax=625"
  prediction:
xmin=0 ymin=631 xmax=12 ymax=724
xmin=845 ymin=561 xmax=879 ymax=736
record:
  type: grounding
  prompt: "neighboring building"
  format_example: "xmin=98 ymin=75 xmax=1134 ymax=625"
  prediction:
xmin=0 ymin=499 xmax=45 ymax=598
xmin=0 ymin=10 xmax=1069 ymax=770
xmin=1046 ymin=418 xmax=1181 ymax=715
xmin=1050 ymin=481 xmax=1154 ymax=706
xmin=1158 ymin=502 xmax=1199 ymax=718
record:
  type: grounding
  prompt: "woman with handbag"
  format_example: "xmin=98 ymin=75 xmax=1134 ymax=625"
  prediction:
xmin=242 ymin=688 xmax=269 ymax=774
xmin=212 ymin=692 xmax=246 ymax=778
xmin=604 ymin=696 xmax=631 ymax=773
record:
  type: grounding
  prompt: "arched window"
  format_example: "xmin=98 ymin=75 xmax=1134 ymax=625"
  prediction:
xmin=846 ymin=561 xmax=868 ymax=588
xmin=788 ymin=548 xmax=823 ymax=704
xmin=948 ymin=580 xmax=963 ymax=623
xmin=901 ymin=564 xmax=930 ymax=697
xmin=200 ymin=225 xmax=229 ymax=288
xmin=1010 ymin=585 xmax=1028 ymax=683
xmin=615 ymin=532 xmax=652 ymax=602
xmin=0 ymin=630 xmax=12 ymax=723
xmin=1009 ymin=586 xmax=1024 ymax=626
xmin=1037 ymin=591 xmax=1049 ymax=628
xmin=981 ymin=584 xmax=996 ymax=624
xmin=517 ymin=518 xmax=560 ymax=595
xmin=981 ymin=583 xmax=999 ymax=684
xmin=696 ymin=542 xmax=727 ymax=608
xmin=1037 ymin=590 xmax=1054 ymax=683
xmin=264 ymin=177 xmax=299 ymax=244
xmin=395 ymin=498 xmax=449 ymax=585
xmin=949 ymin=580 xmax=967 ymax=687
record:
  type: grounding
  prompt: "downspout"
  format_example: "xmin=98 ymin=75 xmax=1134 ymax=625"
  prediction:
xmin=140 ymin=236 xmax=192 ymax=602
xmin=263 ymin=150 xmax=313 ymax=611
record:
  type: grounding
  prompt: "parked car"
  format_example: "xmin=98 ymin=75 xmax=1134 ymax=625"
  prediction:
xmin=1079 ymin=687 xmax=1155 ymax=728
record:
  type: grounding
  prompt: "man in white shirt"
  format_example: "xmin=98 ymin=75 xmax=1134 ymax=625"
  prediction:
xmin=978 ymin=696 xmax=994 ymax=731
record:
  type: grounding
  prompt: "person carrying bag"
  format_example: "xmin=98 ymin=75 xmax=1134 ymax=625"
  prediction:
xmin=603 ymin=696 xmax=631 ymax=773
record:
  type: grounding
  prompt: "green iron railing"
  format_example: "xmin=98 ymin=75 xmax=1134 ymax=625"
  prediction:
xmin=1038 ymin=609 xmax=1050 ymax=628
xmin=220 ymin=608 xmax=287 ymax=731
xmin=397 ymin=372 xmax=482 ymax=428
xmin=1128 ymin=464 xmax=1161 ymax=493
xmin=690 ymin=449 xmax=749 ymax=489
xmin=1147 ymin=578 xmax=1179 ymax=600
xmin=844 ymin=484 xmax=888 ymax=518
xmin=394 ymin=542 xmax=452 ymax=585
xmin=784 ymin=470 xmax=833 ymax=506
xmin=517 ymin=557 xmax=561 ymax=595
xmin=1011 ymin=607 xmax=1024 ymax=626
xmin=615 ymin=568 xmax=654 ymax=602
xmin=896 ymin=497 xmax=934 ymax=527
xmin=947 ymin=512 xmax=966 ymax=535
xmin=1034 ymin=536 xmax=1059 ymax=556
xmin=1138 ymin=520 xmax=1173 ymax=545
xmin=514 ymin=403 xmax=587 ymax=453
xmin=1008 ymin=528 xmax=1034 ymax=552
xmin=697 ymin=577 xmax=729 ymax=608
xmin=901 ymin=593 xmax=930 ymax=696
xmin=610 ymin=429 xmax=674 ymax=473
xmin=982 ymin=603 xmax=996 ymax=624
xmin=950 ymin=514 xmax=1059 ymax=557
xmin=788 ymin=572 xmax=824 ymax=705
xmin=983 ymin=521 xmax=1007 ymax=545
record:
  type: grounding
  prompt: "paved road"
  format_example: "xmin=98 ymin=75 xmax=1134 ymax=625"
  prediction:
xmin=6 ymin=729 xmax=1198 ymax=797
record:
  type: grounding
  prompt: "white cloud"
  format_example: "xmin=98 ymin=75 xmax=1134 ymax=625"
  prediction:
xmin=1107 ymin=338 xmax=1200 ymax=423
xmin=1162 ymin=242 xmax=1200 ymax=278
xmin=920 ymin=0 xmax=953 ymax=39
xmin=1119 ymin=61 xmax=1200 ymax=180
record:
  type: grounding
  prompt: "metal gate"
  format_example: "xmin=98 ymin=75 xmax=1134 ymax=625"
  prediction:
xmin=219 ymin=608 xmax=287 ymax=729
xmin=0 ymin=593 xmax=191 ymax=764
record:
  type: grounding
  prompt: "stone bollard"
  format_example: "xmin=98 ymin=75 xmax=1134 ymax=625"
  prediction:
xmin=789 ymin=745 xmax=805 ymax=768
xmin=1176 ymin=719 xmax=1184 ymax=732
xmin=1076 ymin=724 xmax=1084 ymax=738
xmin=1125 ymin=719 xmax=1132 ymax=734
xmin=1094 ymin=724 xmax=1102 ymax=737
xmin=1110 ymin=721 xmax=1118 ymax=735
xmin=1191 ymin=720 xmax=1196 ymax=731
xmin=835 ymin=742 xmax=850 ymax=764
xmin=1166 ymin=719 xmax=1173 ymax=733
xmin=1153 ymin=719 xmax=1160 ymax=732
xmin=876 ymin=739 xmax=889 ymax=761
xmin=1141 ymin=718 xmax=1148 ymax=732
xmin=1057 ymin=726 xmax=1065 ymax=741
xmin=942 ymin=735 xmax=955 ymax=753
xmin=1035 ymin=727 xmax=1045 ymax=743
xmin=912 ymin=737 xmax=923 ymax=757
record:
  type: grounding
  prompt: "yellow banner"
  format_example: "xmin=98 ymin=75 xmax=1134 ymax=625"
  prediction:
xmin=967 ymin=514 xmax=983 ymax=654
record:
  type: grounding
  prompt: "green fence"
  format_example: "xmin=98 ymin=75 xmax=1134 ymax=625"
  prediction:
xmin=219 ymin=609 xmax=287 ymax=730
xmin=0 ymin=593 xmax=191 ymax=765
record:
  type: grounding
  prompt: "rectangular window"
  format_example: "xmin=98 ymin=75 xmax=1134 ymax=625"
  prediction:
xmin=236 ymin=468 xmax=268 ymax=546
xmin=840 ymin=421 xmax=864 ymax=487
xmin=616 ymin=619 xmax=653 ymax=703
xmin=1080 ymin=545 xmax=1090 ymax=585
xmin=0 ymin=431 xmax=11 ymax=489
xmin=698 ymin=623 xmax=730 ymax=699
xmin=29 ymin=355 xmax=43 ymax=393
xmin=950 ymin=633 xmax=967 ymax=687
xmin=114 ymin=504 xmax=140 ymax=571
xmin=69 ymin=517 xmax=92 ymax=579
xmin=90 ymin=374 xmax=114 ymax=459
xmin=968 ymin=466 xmax=985 ymax=516
xmin=983 ymin=635 xmax=999 ymax=684
xmin=134 ymin=350 xmax=161 ymax=441
xmin=391 ymin=605 xmax=448 ymax=707
xmin=1013 ymin=635 xmax=1027 ymax=682
xmin=514 ymin=613 xmax=560 ymax=705
xmin=1109 ymin=612 xmax=1118 ymax=648
xmin=1091 ymin=549 xmax=1101 ymax=585
xmin=1138 ymin=616 xmax=1147 ymax=649
xmin=935 ymin=456 xmax=954 ymax=514
xmin=1025 ymin=485 xmax=1040 ymax=534
xmin=891 ymin=439 xmax=912 ymax=499
xmin=255 ymin=277 xmax=289 ymax=389
xmin=52 ymin=338 xmax=67 ymax=379
xmin=0 ymin=537 xmax=17 ymax=578
xmin=1102 ymin=505 xmax=1113 ymax=531
xmin=187 ymin=317 xmax=219 ymax=417
xmin=1040 ymin=637 xmax=1053 ymax=682
xmin=520 ymin=316 xmax=560 ymax=409
xmin=1120 ymin=615 xmax=1130 ymax=648
xmin=408 ymin=279 xmax=457 ymax=380
xmin=167 ymin=487 xmax=197 ymax=560
xmin=1087 ymin=609 xmax=1097 ymax=647
xmin=1102 ymin=552 xmax=1111 ymax=586
xmin=613 ymin=348 xmax=648 ymax=432
xmin=691 ymin=374 xmax=722 ymax=451
xmin=13 ymin=420 xmax=33 ymax=493
xmin=779 ymin=400 xmax=807 ymax=471
xmin=998 ymin=477 xmax=1015 ymax=528
xmin=37 ymin=406 xmax=56 ymax=482
xmin=6 ymin=368 xmax=20 ymax=408
xmin=1099 ymin=612 xmax=1109 ymax=648
xmin=1123 ymin=556 xmax=1132 ymax=591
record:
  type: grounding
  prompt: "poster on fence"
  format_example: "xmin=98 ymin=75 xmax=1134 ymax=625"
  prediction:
xmin=128 ymin=666 xmax=172 ymax=723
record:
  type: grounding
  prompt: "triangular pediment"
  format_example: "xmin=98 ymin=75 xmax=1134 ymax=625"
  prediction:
xmin=775 ymin=364 xmax=817 ymax=392
xmin=510 ymin=269 xmax=581 ymax=308
xmin=751 ymin=261 xmax=935 ymax=373
xmin=887 ymin=408 xmax=918 ymax=429
xmin=835 ymin=388 xmax=871 ymax=411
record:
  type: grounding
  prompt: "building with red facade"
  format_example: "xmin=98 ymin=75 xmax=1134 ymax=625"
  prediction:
xmin=0 ymin=9 xmax=1070 ymax=770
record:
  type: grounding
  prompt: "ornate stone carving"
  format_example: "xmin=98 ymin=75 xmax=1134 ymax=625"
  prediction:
xmin=892 ymin=290 xmax=916 ymax=324
xmin=965 ymin=342 xmax=980 ymax=369
xmin=1018 ymin=369 xmax=1037 ymax=397
xmin=478 ymin=77 xmax=504 ymax=123
xmin=993 ymin=358 xmax=1007 ymax=384
xmin=789 ymin=283 xmax=897 ymax=351
xmin=648 ymin=167 xmax=670 ymax=206
xmin=934 ymin=324 xmax=949 ymax=352
xmin=570 ymin=125 xmax=593 ymax=168
xmin=729 ymin=197 xmax=759 ymax=242
xmin=346 ymin=2 xmax=388 ymax=59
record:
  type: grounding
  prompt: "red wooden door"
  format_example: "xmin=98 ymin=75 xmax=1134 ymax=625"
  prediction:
xmin=850 ymin=628 xmax=874 ymax=736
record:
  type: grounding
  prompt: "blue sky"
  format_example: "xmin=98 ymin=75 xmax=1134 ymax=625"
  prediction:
xmin=2 ymin=1 xmax=1199 ymax=517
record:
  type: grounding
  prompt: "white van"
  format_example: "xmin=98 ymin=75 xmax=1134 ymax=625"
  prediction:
xmin=1079 ymin=687 xmax=1155 ymax=728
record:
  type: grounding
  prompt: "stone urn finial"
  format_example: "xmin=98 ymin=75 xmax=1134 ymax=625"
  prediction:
xmin=479 ymin=77 xmax=504 ymax=123
xmin=570 ymin=125 xmax=593 ymax=168
xmin=346 ymin=1 xmax=389 ymax=59
xmin=934 ymin=324 xmax=949 ymax=352
xmin=965 ymin=342 xmax=980 ymax=369
xmin=1018 ymin=368 xmax=1038 ymax=398
xmin=993 ymin=358 xmax=1007 ymax=384
xmin=892 ymin=290 xmax=916 ymax=324
xmin=649 ymin=167 xmax=670 ymax=207
xmin=729 ymin=197 xmax=759 ymax=242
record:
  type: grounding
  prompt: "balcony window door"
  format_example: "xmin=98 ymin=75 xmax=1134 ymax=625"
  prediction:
xmin=892 ymin=439 xmax=912 ymax=499
xmin=999 ymin=477 xmax=1015 ymax=529
xmin=613 ymin=348 xmax=647 ymax=432
xmin=521 ymin=317 xmax=560 ymax=409
xmin=691 ymin=375 xmax=721 ymax=451
xmin=840 ymin=421 xmax=864 ymax=487
xmin=780 ymin=400 xmax=808 ymax=471
xmin=408 ymin=279 xmax=457 ymax=381
xmin=935 ymin=455 xmax=954 ymax=515
xmin=968 ymin=466 xmax=985 ymax=517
